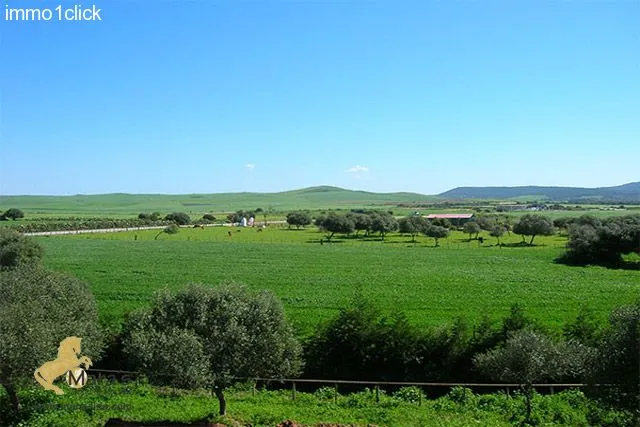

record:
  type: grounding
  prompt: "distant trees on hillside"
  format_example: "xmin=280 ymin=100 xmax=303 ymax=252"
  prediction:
xmin=164 ymin=212 xmax=191 ymax=225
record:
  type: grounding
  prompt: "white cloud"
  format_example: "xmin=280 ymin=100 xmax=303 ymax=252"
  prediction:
xmin=244 ymin=163 xmax=255 ymax=170
xmin=345 ymin=165 xmax=369 ymax=173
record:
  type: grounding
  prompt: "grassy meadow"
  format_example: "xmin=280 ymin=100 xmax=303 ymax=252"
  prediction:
xmin=37 ymin=225 xmax=640 ymax=336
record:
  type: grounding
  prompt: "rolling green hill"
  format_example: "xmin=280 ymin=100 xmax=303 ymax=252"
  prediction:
xmin=0 ymin=186 xmax=437 ymax=216
xmin=439 ymin=182 xmax=640 ymax=202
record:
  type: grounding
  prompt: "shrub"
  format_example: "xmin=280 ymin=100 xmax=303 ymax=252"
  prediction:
xmin=0 ymin=228 xmax=44 ymax=269
xmin=3 ymin=208 xmax=24 ymax=220
xmin=164 ymin=212 xmax=190 ymax=225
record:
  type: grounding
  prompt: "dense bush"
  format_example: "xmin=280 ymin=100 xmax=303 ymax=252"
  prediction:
xmin=0 ymin=266 xmax=103 ymax=418
xmin=164 ymin=212 xmax=191 ymax=225
xmin=559 ymin=214 xmax=640 ymax=266
xmin=0 ymin=228 xmax=44 ymax=269
xmin=3 ymin=208 xmax=24 ymax=220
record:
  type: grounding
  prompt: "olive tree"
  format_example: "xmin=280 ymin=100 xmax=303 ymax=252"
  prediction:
xmin=424 ymin=225 xmax=449 ymax=247
xmin=489 ymin=225 xmax=505 ymax=246
xmin=474 ymin=329 xmax=590 ymax=424
xmin=316 ymin=212 xmax=355 ymax=242
xmin=369 ymin=212 xmax=398 ymax=241
xmin=463 ymin=221 xmax=481 ymax=240
xmin=513 ymin=214 xmax=554 ymax=245
xmin=0 ymin=228 xmax=44 ymax=269
xmin=286 ymin=211 xmax=312 ymax=229
xmin=122 ymin=283 xmax=302 ymax=416
xmin=0 ymin=266 xmax=103 ymax=415
xmin=398 ymin=216 xmax=427 ymax=242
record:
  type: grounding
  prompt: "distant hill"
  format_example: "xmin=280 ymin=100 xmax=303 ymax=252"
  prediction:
xmin=439 ymin=182 xmax=640 ymax=202
xmin=0 ymin=186 xmax=436 ymax=216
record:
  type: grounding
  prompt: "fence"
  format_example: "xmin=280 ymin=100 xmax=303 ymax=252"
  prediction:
xmin=88 ymin=369 xmax=590 ymax=404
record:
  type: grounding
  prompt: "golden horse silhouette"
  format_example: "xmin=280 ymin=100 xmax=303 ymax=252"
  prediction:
xmin=34 ymin=336 xmax=92 ymax=395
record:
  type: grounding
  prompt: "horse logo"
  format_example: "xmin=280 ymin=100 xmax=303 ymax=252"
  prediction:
xmin=34 ymin=336 xmax=92 ymax=395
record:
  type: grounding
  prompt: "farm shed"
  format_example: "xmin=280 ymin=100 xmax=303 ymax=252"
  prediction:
xmin=426 ymin=213 xmax=474 ymax=226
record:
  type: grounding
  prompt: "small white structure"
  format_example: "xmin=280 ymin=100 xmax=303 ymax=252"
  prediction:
xmin=248 ymin=216 xmax=255 ymax=227
xmin=241 ymin=216 xmax=247 ymax=227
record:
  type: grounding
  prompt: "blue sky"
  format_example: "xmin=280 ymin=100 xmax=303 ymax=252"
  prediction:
xmin=1 ymin=1 xmax=638 ymax=195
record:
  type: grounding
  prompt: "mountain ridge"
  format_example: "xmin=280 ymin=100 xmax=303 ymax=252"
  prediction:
xmin=438 ymin=182 xmax=640 ymax=201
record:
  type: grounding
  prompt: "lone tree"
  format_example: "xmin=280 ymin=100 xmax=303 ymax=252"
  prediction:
xmin=513 ymin=214 xmax=554 ymax=245
xmin=398 ymin=215 xmax=427 ymax=242
xmin=122 ymin=283 xmax=301 ymax=416
xmin=474 ymin=329 xmax=589 ymax=424
xmin=164 ymin=212 xmax=191 ymax=225
xmin=0 ymin=229 xmax=44 ymax=269
xmin=316 ymin=212 xmax=355 ymax=242
xmin=463 ymin=221 xmax=481 ymax=240
xmin=424 ymin=225 xmax=449 ymax=247
xmin=3 ymin=208 xmax=24 ymax=221
xmin=0 ymin=266 xmax=103 ymax=415
xmin=286 ymin=211 xmax=312 ymax=229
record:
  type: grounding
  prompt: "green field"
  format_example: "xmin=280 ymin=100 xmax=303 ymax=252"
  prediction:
xmin=38 ymin=226 xmax=640 ymax=336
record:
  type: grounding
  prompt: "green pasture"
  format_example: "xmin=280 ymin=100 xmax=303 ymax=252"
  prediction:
xmin=38 ymin=226 xmax=640 ymax=336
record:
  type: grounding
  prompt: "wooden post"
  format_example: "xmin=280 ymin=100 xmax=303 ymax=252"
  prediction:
xmin=375 ymin=385 xmax=379 ymax=403
xmin=334 ymin=383 xmax=338 ymax=404
xmin=252 ymin=382 xmax=256 ymax=396
xmin=292 ymin=381 xmax=296 ymax=400
xmin=418 ymin=388 xmax=422 ymax=406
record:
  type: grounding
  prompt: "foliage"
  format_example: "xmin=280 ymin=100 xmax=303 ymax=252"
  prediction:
xmin=0 ymin=228 xmax=44 ymax=269
xmin=560 ymin=214 xmax=640 ymax=266
xmin=424 ymin=225 xmax=449 ymax=246
xmin=398 ymin=215 xmax=428 ymax=242
xmin=164 ymin=212 xmax=191 ymax=225
xmin=463 ymin=221 xmax=481 ymax=239
xmin=202 ymin=213 xmax=216 ymax=222
xmin=122 ymin=283 xmax=302 ymax=415
xmin=368 ymin=211 xmax=398 ymax=240
xmin=489 ymin=225 xmax=505 ymax=245
xmin=3 ymin=208 xmax=24 ymax=220
xmin=5 ymin=217 xmax=171 ymax=233
xmin=304 ymin=296 xmax=423 ymax=382
xmin=429 ymin=217 xmax=452 ymax=229
xmin=286 ymin=211 xmax=312 ymax=229
xmin=513 ymin=214 xmax=555 ymax=245
xmin=315 ymin=212 xmax=355 ymax=241
xmin=0 ymin=266 xmax=103 ymax=415
xmin=586 ymin=300 xmax=640 ymax=411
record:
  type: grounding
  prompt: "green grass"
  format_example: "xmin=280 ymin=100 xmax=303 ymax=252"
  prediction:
xmin=9 ymin=380 xmax=630 ymax=427
xmin=38 ymin=227 xmax=640 ymax=335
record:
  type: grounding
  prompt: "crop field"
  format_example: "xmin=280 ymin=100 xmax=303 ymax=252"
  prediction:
xmin=38 ymin=226 xmax=640 ymax=336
